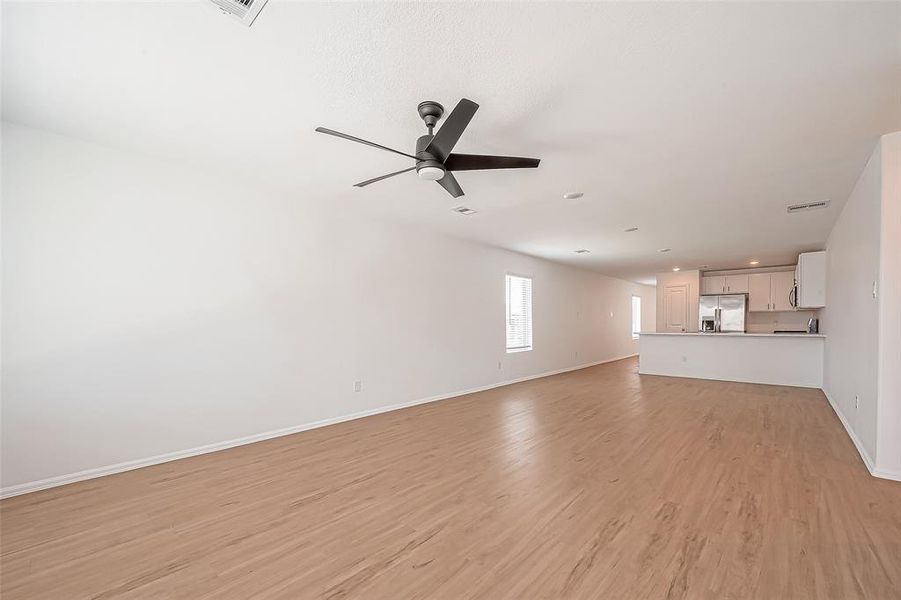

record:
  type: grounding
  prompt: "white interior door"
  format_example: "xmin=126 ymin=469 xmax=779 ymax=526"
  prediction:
xmin=663 ymin=284 xmax=689 ymax=332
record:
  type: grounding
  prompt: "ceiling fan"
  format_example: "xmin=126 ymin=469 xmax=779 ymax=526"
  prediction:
xmin=315 ymin=99 xmax=540 ymax=198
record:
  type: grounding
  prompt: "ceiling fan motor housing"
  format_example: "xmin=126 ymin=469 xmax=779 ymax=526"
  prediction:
xmin=415 ymin=134 xmax=445 ymax=180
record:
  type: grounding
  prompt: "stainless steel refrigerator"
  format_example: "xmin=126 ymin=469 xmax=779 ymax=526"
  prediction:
xmin=699 ymin=294 xmax=747 ymax=333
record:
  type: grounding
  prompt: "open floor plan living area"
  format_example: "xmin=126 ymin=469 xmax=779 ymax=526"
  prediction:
xmin=2 ymin=2 xmax=900 ymax=599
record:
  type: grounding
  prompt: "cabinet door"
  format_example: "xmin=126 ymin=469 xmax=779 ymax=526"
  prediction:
xmin=748 ymin=273 xmax=772 ymax=311
xmin=703 ymin=276 xmax=725 ymax=295
xmin=798 ymin=252 xmax=826 ymax=308
xmin=771 ymin=271 xmax=796 ymax=311
xmin=725 ymin=274 xmax=749 ymax=294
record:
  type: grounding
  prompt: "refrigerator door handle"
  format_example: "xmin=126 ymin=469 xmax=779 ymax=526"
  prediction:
xmin=714 ymin=307 xmax=721 ymax=332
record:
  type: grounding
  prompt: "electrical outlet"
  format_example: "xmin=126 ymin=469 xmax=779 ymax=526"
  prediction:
xmin=497 ymin=361 xmax=502 ymax=370
xmin=353 ymin=381 xmax=362 ymax=393
xmin=855 ymin=395 xmax=859 ymax=410
xmin=681 ymin=355 xmax=687 ymax=363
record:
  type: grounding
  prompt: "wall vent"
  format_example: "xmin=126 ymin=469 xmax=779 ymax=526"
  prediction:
xmin=787 ymin=199 xmax=830 ymax=213
xmin=452 ymin=206 xmax=477 ymax=215
xmin=209 ymin=0 xmax=269 ymax=27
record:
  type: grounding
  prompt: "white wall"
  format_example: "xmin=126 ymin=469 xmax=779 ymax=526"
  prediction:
xmin=876 ymin=131 xmax=901 ymax=477
xmin=0 ymin=123 xmax=655 ymax=493
xmin=822 ymin=141 xmax=882 ymax=463
xmin=822 ymin=131 xmax=901 ymax=479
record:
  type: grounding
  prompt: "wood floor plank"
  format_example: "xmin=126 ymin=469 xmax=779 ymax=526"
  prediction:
xmin=2 ymin=357 xmax=900 ymax=599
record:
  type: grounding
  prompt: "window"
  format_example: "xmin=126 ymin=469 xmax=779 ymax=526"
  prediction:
xmin=631 ymin=295 xmax=641 ymax=340
xmin=506 ymin=274 xmax=532 ymax=352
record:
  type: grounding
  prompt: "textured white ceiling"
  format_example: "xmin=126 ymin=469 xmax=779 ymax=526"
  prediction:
xmin=3 ymin=1 xmax=900 ymax=284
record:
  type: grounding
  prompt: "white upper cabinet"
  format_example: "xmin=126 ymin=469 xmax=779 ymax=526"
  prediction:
xmin=748 ymin=271 xmax=796 ymax=311
xmin=702 ymin=274 xmax=751 ymax=294
xmin=748 ymin=273 xmax=772 ymax=311
xmin=724 ymin=274 xmax=749 ymax=294
xmin=771 ymin=271 xmax=796 ymax=311
xmin=796 ymin=251 xmax=826 ymax=308
xmin=702 ymin=254 xmax=823 ymax=312
xmin=702 ymin=275 xmax=725 ymax=295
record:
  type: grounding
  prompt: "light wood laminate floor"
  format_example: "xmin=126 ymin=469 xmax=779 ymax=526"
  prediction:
xmin=2 ymin=357 xmax=900 ymax=599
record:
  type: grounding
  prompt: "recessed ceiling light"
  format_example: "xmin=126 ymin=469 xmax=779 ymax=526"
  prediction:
xmin=562 ymin=192 xmax=584 ymax=200
xmin=451 ymin=206 xmax=477 ymax=215
xmin=574 ymin=249 xmax=591 ymax=254
xmin=699 ymin=265 xmax=709 ymax=269
xmin=672 ymin=267 xmax=681 ymax=272
xmin=657 ymin=248 xmax=671 ymax=253
xmin=624 ymin=227 xmax=639 ymax=232
xmin=750 ymin=260 xmax=760 ymax=265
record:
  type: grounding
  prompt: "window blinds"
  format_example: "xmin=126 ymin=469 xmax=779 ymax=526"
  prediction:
xmin=506 ymin=275 xmax=533 ymax=352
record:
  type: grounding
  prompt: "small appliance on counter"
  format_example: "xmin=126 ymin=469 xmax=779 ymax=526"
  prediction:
xmin=807 ymin=317 xmax=819 ymax=334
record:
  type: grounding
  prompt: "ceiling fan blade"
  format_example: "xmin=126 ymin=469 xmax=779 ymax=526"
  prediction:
xmin=315 ymin=127 xmax=418 ymax=160
xmin=424 ymin=99 xmax=479 ymax=162
xmin=353 ymin=167 xmax=416 ymax=188
xmin=445 ymin=153 xmax=540 ymax=171
xmin=436 ymin=172 xmax=464 ymax=198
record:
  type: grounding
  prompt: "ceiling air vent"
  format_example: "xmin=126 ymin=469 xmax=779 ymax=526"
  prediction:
xmin=787 ymin=200 xmax=830 ymax=214
xmin=452 ymin=206 xmax=477 ymax=216
xmin=209 ymin=0 xmax=269 ymax=27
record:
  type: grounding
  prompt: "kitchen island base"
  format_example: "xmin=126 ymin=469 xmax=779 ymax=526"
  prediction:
xmin=639 ymin=333 xmax=824 ymax=388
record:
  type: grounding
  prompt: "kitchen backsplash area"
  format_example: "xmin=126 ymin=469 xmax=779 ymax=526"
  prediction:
xmin=746 ymin=309 xmax=818 ymax=333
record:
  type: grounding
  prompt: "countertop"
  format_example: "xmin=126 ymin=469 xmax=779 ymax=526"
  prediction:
xmin=639 ymin=332 xmax=825 ymax=339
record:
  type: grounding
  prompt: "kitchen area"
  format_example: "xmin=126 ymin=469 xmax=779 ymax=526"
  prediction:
xmin=639 ymin=251 xmax=826 ymax=388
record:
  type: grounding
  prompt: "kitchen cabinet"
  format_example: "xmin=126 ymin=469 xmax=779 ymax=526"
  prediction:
xmin=702 ymin=276 xmax=725 ymax=295
xmin=702 ymin=274 xmax=749 ymax=294
xmin=724 ymin=274 xmax=749 ymax=294
xmin=748 ymin=271 xmax=796 ymax=312
xmin=796 ymin=251 xmax=826 ymax=308
xmin=748 ymin=273 xmax=772 ymax=311
xmin=771 ymin=271 xmax=796 ymax=311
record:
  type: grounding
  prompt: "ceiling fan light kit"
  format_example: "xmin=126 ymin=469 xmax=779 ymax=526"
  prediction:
xmin=316 ymin=98 xmax=540 ymax=198
xmin=416 ymin=165 xmax=445 ymax=180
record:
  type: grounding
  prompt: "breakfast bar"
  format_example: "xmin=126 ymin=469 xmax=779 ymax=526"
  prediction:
xmin=638 ymin=332 xmax=825 ymax=388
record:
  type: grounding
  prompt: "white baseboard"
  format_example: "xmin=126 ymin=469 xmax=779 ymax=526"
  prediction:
xmin=0 ymin=353 xmax=637 ymax=499
xmin=820 ymin=386 xmax=901 ymax=482
xmin=871 ymin=467 xmax=901 ymax=482
xmin=821 ymin=387 xmax=877 ymax=473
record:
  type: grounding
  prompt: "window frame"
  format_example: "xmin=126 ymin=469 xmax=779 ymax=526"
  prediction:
xmin=631 ymin=294 xmax=641 ymax=340
xmin=505 ymin=273 xmax=533 ymax=353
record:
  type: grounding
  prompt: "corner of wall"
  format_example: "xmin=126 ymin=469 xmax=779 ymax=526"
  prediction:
xmin=876 ymin=130 xmax=901 ymax=477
